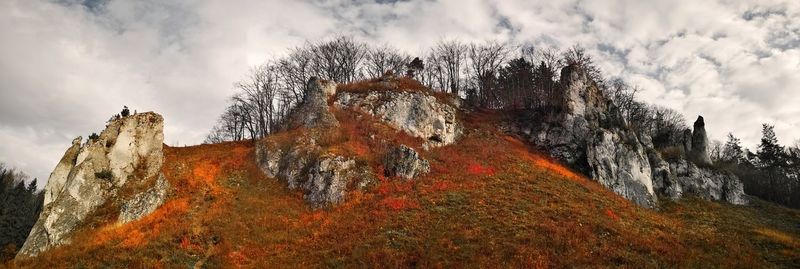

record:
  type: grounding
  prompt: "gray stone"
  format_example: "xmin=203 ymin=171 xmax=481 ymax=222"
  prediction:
xmin=18 ymin=112 xmax=167 ymax=258
xmin=509 ymin=65 xmax=658 ymax=207
xmin=383 ymin=145 xmax=430 ymax=179
xmin=691 ymin=116 xmax=712 ymax=165
xmin=303 ymin=156 xmax=356 ymax=207
xmin=335 ymin=91 xmax=461 ymax=149
xmin=255 ymin=138 xmax=374 ymax=208
xmin=284 ymin=77 xmax=339 ymax=130
xmin=667 ymin=160 xmax=747 ymax=205
xmin=118 ymin=174 xmax=170 ymax=223
xmin=42 ymin=136 xmax=82 ymax=208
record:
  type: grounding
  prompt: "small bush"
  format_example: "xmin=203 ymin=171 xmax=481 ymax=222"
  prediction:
xmin=89 ymin=133 xmax=100 ymax=141
xmin=94 ymin=169 xmax=113 ymax=181
xmin=121 ymin=106 xmax=130 ymax=117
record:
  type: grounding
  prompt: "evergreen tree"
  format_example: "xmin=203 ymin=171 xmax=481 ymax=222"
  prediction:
xmin=757 ymin=124 xmax=785 ymax=168
xmin=722 ymin=133 xmax=744 ymax=164
xmin=0 ymin=164 xmax=43 ymax=261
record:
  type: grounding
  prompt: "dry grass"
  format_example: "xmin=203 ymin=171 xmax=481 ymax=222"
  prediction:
xmin=337 ymin=77 xmax=454 ymax=104
xmin=10 ymin=110 xmax=800 ymax=268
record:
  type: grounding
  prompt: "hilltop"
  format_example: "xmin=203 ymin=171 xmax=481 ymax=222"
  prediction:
xmin=7 ymin=71 xmax=799 ymax=268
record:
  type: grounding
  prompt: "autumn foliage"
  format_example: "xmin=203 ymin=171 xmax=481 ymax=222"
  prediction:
xmin=10 ymin=109 xmax=800 ymax=268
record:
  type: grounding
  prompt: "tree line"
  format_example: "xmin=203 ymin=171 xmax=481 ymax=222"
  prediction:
xmin=0 ymin=163 xmax=43 ymax=261
xmin=206 ymin=36 xmax=799 ymax=208
xmin=206 ymin=36 xmax=603 ymax=142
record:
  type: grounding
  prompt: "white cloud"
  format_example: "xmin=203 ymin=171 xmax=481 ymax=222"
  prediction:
xmin=1 ymin=0 xmax=799 ymax=183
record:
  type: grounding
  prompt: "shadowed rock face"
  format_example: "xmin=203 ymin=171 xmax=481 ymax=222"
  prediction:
xmin=507 ymin=65 xmax=748 ymax=208
xmin=284 ymin=77 xmax=339 ymax=130
xmin=18 ymin=112 xmax=168 ymax=258
xmin=383 ymin=145 xmax=430 ymax=180
xmin=690 ymin=116 xmax=712 ymax=165
xmin=511 ymin=65 xmax=657 ymax=207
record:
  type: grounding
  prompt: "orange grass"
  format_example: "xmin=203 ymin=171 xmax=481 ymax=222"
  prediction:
xmin=11 ymin=110 xmax=800 ymax=268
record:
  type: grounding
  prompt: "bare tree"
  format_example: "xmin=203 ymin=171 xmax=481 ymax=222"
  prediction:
xmin=466 ymin=40 xmax=516 ymax=107
xmin=364 ymin=44 xmax=411 ymax=78
xmin=428 ymin=40 xmax=468 ymax=95
xmin=307 ymin=36 xmax=368 ymax=83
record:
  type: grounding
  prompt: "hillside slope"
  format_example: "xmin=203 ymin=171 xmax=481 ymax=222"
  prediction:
xmin=11 ymin=108 xmax=800 ymax=268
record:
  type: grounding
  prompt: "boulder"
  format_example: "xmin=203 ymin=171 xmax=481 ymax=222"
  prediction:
xmin=335 ymin=91 xmax=461 ymax=149
xmin=255 ymin=138 xmax=374 ymax=208
xmin=383 ymin=145 xmax=430 ymax=179
xmin=18 ymin=112 xmax=167 ymax=258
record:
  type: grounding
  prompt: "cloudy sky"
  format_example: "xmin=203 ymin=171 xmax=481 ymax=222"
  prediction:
xmin=1 ymin=0 xmax=799 ymax=183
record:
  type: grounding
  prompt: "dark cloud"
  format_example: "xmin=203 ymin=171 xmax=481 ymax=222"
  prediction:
xmin=1 ymin=0 xmax=799 ymax=184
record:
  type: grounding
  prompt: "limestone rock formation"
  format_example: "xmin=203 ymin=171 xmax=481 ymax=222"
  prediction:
xmin=42 ymin=136 xmax=83 ymax=208
xmin=18 ymin=112 xmax=168 ymax=258
xmin=118 ymin=174 xmax=170 ymax=223
xmin=383 ymin=145 xmax=430 ymax=179
xmin=284 ymin=77 xmax=339 ymax=130
xmin=690 ymin=116 xmax=712 ymax=165
xmin=255 ymin=138 xmax=374 ymax=208
xmin=335 ymin=91 xmax=462 ymax=148
xmin=509 ymin=65 xmax=657 ymax=207
xmin=667 ymin=160 xmax=747 ymax=205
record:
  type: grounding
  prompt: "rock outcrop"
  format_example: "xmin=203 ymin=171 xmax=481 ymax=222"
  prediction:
xmin=335 ymin=91 xmax=461 ymax=149
xmin=256 ymin=138 xmax=374 ymax=208
xmin=643 ymin=118 xmax=748 ymax=205
xmin=18 ymin=112 xmax=168 ymax=258
xmin=256 ymin=79 xmax=373 ymax=208
xmin=690 ymin=116 xmax=712 ymax=165
xmin=509 ymin=65 xmax=657 ymax=207
xmin=284 ymin=77 xmax=339 ymax=130
xmin=507 ymin=65 xmax=748 ymax=208
xmin=42 ymin=136 xmax=83 ymax=208
xmin=383 ymin=145 xmax=430 ymax=179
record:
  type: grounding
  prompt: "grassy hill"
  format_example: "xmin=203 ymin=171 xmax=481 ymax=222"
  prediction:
xmin=11 ymin=109 xmax=800 ymax=268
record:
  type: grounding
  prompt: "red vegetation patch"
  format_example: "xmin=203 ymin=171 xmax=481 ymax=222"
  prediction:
xmin=380 ymin=197 xmax=420 ymax=211
xmin=467 ymin=163 xmax=496 ymax=176
xmin=605 ymin=209 xmax=621 ymax=222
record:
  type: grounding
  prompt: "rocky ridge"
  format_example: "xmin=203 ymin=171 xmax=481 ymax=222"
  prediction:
xmin=507 ymin=65 xmax=747 ymax=208
xmin=256 ymin=77 xmax=447 ymax=208
xmin=18 ymin=112 xmax=169 ymax=258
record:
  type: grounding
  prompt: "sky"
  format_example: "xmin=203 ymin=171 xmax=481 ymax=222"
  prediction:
xmin=1 ymin=0 xmax=799 ymax=184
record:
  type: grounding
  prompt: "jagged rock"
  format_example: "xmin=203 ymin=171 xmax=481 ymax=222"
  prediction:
xmin=383 ymin=145 xmax=430 ymax=179
xmin=284 ymin=77 xmax=339 ymax=130
xmin=667 ymin=160 xmax=747 ymax=205
xmin=690 ymin=116 xmax=712 ymax=165
xmin=335 ymin=91 xmax=461 ymax=148
xmin=587 ymin=130 xmax=655 ymax=207
xmin=42 ymin=136 xmax=82 ymax=208
xmin=509 ymin=65 xmax=658 ymax=207
xmin=255 ymin=138 xmax=374 ymax=208
xmin=118 ymin=174 xmax=170 ymax=223
xmin=303 ymin=156 xmax=360 ymax=207
xmin=18 ymin=112 xmax=167 ymax=258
